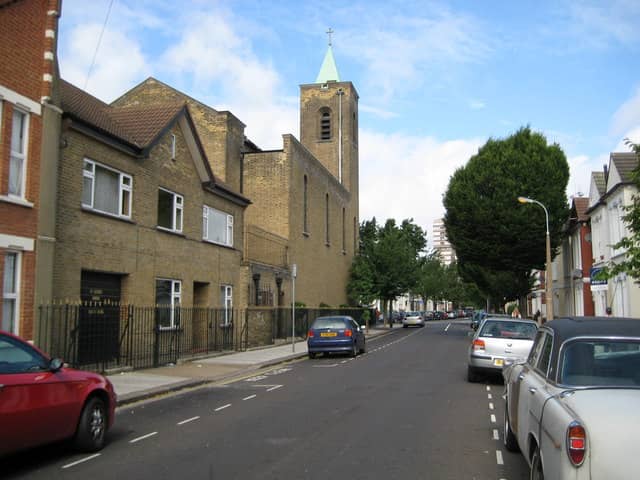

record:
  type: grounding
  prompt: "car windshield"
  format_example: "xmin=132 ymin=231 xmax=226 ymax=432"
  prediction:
xmin=479 ymin=320 xmax=537 ymax=340
xmin=560 ymin=339 xmax=640 ymax=387
xmin=311 ymin=318 xmax=347 ymax=329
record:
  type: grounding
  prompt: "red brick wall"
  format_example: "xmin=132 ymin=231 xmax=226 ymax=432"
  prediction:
xmin=0 ymin=0 xmax=61 ymax=339
xmin=580 ymin=223 xmax=595 ymax=316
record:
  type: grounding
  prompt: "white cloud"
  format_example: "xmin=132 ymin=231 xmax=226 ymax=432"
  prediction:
xmin=611 ymin=86 xmax=640 ymax=138
xmin=59 ymin=24 xmax=151 ymax=102
xmin=564 ymin=0 xmax=640 ymax=49
xmin=469 ymin=100 xmax=485 ymax=110
xmin=359 ymin=130 xmax=483 ymax=241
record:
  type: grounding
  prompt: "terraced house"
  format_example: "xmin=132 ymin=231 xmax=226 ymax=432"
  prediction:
xmin=0 ymin=0 xmax=61 ymax=340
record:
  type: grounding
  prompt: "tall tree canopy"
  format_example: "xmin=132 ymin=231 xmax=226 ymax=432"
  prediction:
xmin=443 ymin=127 xmax=570 ymax=300
xmin=347 ymin=218 xmax=426 ymax=313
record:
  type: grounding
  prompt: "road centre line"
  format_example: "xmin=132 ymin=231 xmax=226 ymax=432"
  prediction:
xmin=62 ymin=454 xmax=101 ymax=469
xmin=496 ymin=450 xmax=504 ymax=465
xmin=243 ymin=394 xmax=257 ymax=401
xmin=489 ymin=402 xmax=494 ymax=410
xmin=488 ymin=393 xmax=492 ymax=399
xmin=177 ymin=416 xmax=200 ymax=425
xmin=493 ymin=429 xmax=499 ymax=440
xmin=130 ymin=432 xmax=158 ymax=443
xmin=215 ymin=403 xmax=232 ymax=412
xmin=266 ymin=385 xmax=282 ymax=392
xmin=490 ymin=414 xmax=496 ymax=423
xmin=486 ymin=386 xmax=491 ymax=391
xmin=445 ymin=323 xmax=451 ymax=332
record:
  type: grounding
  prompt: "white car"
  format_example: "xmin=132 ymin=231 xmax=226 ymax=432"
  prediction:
xmin=503 ymin=316 xmax=640 ymax=479
xmin=402 ymin=312 xmax=425 ymax=328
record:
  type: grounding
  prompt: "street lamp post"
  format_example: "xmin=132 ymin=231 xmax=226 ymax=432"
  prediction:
xmin=518 ymin=196 xmax=553 ymax=323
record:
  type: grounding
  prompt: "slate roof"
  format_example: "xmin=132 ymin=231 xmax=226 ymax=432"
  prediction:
xmin=592 ymin=171 xmax=606 ymax=196
xmin=610 ymin=152 xmax=638 ymax=183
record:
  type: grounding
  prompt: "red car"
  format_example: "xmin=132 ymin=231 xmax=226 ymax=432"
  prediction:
xmin=0 ymin=330 xmax=117 ymax=456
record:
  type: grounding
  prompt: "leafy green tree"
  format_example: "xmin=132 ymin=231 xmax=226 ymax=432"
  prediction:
xmin=347 ymin=218 xmax=426 ymax=319
xmin=443 ymin=127 xmax=570 ymax=301
xmin=601 ymin=140 xmax=640 ymax=280
xmin=415 ymin=252 xmax=446 ymax=308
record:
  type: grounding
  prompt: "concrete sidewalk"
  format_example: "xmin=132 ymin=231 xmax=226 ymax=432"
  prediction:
xmin=110 ymin=326 xmax=391 ymax=406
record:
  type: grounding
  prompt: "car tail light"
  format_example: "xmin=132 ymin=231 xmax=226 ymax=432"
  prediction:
xmin=307 ymin=330 xmax=314 ymax=338
xmin=344 ymin=329 xmax=353 ymax=337
xmin=473 ymin=339 xmax=485 ymax=350
xmin=566 ymin=421 xmax=586 ymax=466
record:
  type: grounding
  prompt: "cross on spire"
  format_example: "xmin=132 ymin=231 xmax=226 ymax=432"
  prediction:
xmin=326 ymin=28 xmax=334 ymax=46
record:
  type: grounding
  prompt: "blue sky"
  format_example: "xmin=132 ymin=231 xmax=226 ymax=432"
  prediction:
xmin=57 ymin=0 xmax=640 ymax=241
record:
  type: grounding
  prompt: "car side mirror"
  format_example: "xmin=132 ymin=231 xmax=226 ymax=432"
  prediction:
xmin=49 ymin=358 xmax=64 ymax=372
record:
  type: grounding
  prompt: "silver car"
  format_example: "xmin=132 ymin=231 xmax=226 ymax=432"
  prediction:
xmin=467 ymin=317 xmax=537 ymax=382
xmin=402 ymin=312 xmax=425 ymax=328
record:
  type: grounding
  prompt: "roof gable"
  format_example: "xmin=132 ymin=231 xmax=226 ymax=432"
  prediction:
xmin=608 ymin=152 xmax=638 ymax=187
xmin=588 ymin=171 xmax=605 ymax=208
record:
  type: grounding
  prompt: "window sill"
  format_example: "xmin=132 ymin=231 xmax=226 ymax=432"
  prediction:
xmin=156 ymin=226 xmax=186 ymax=237
xmin=0 ymin=195 xmax=34 ymax=208
xmin=157 ymin=326 xmax=184 ymax=332
xmin=203 ymin=239 xmax=234 ymax=249
xmin=82 ymin=206 xmax=135 ymax=223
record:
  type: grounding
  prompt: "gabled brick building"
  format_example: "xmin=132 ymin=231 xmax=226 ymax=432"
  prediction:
xmin=0 ymin=0 xmax=61 ymax=339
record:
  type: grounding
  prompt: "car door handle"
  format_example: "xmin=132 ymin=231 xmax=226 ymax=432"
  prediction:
xmin=528 ymin=387 xmax=537 ymax=394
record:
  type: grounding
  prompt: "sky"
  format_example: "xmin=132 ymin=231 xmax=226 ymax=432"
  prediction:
xmin=57 ymin=0 xmax=640 ymax=244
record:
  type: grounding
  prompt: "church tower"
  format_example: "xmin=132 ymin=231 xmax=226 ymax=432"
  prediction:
xmin=300 ymin=32 xmax=359 ymax=196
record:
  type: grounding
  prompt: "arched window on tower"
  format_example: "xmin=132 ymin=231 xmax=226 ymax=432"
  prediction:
xmin=319 ymin=108 xmax=331 ymax=140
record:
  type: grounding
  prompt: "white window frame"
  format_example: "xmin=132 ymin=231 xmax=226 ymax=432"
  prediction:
xmin=9 ymin=108 xmax=29 ymax=199
xmin=82 ymin=158 xmax=132 ymax=218
xmin=158 ymin=188 xmax=183 ymax=233
xmin=2 ymin=251 xmax=21 ymax=334
xmin=220 ymin=285 xmax=233 ymax=325
xmin=156 ymin=278 xmax=181 ymax=329
xmin=203 ymin=205 xmax=234 ymax=247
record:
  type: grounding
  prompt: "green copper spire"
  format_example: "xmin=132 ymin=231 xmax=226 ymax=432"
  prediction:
xmin=315 ymin=28 xmax=340 ymax=83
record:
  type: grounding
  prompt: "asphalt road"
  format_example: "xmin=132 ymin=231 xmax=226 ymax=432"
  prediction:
xmin=4 ymin=320 xmax=529 ymax=479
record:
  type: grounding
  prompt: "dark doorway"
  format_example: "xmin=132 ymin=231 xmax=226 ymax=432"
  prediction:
xmin=79 ymin=271 xmax=122 ymax=365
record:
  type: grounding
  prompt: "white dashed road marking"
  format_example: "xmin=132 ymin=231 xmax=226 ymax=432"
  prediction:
xmin=493 ymin=429 xmax=499 ymax=440
xmin=215 ymin=403 xmax=232 ymax=412
xmin=490 ymin=414 xmax=496 ymax=423
xmin=243 ymin=394 xmax=257 ymax=401
xmin=62 ymin=454 xmax=101 ymax=469
xmin=130 ymin=432 xmax=158 ymax=444
xmin=266 ymin=385 xmax=282 ymax=392
xmin=177 ymin=416 xmax=200 ymax=425
xmin=496 ymin=450 xmax=504 ymax=465
xmin=489 ymin=402 xmax=494 ymax=410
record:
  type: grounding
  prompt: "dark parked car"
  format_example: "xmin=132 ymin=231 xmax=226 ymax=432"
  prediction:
xmin=0 ymin=330 xmax=117 ymax=456
xmin=433 ymin=310 xmax=447 ymax=320
xmin=307 ymin=316 xmax=366 ymax=358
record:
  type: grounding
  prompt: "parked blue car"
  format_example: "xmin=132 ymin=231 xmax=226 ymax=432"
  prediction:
xmin=307 ymin=316 xmax=366 ymax=359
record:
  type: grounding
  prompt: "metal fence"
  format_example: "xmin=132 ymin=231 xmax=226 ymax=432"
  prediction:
xmin=36 ymin=304 xmax=246 ymax=372
xmin=35 ymin=304 xmax=375 ymax=372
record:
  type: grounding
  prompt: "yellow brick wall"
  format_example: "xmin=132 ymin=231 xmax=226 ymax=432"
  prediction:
xmin=54 ymin=119 xmax=245 ymax=307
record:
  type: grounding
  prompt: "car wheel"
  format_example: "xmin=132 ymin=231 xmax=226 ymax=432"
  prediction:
xmin=530 ymin=446 xmax=544 ymax=480
xmin=74 ymin=396 xmax=108 ymax=452
xmin=350 ymin=342 xmax=358 ymax=357
xmin=467 ymin=365 xmax=480 ymax=383
xmin=359 ymin=341 xmax=366 ymax=354
xmin=403 ymin=324 xmax=408 ymax=328
xmin=308 ymin=352 xmax=316 ymax=359
xmin=503 ymin=404 xmax=519 ymax=452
